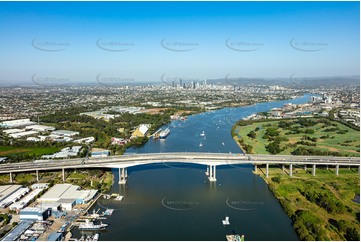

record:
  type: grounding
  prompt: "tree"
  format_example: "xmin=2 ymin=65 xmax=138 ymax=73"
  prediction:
xmin=247 ymin=131 xmax=256 ymax=139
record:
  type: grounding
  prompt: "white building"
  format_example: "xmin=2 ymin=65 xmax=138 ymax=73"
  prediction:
xmin=26 ymin=137 xmax=40 ymax=142
xmin=10 ymin=189 xmax=44 ymax=210
xmin=31 ymin=183 xmax=49 ymax=190
xmin=51 ymin=130 xmax=79 ymax=137
xmin=3 ymin=129 xmax=24 ymax=135
xmin=19 ymin=207 xmax=51 ymax=221
xmin=74 ymin=137 xmax=95 ymax=144
xmin=25 ymin=125 xmax=56 ymax=132
xmin=38 ymin=184 xmax=97 ymax=208
xmin=9 ymin=131 xmax=39 ymax=139
xmin=0 ymin=119 xmax=36 ymax=128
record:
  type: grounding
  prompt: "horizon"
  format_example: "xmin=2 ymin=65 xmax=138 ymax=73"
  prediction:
xmin=0 ymin=1 xmax=359 ymax=85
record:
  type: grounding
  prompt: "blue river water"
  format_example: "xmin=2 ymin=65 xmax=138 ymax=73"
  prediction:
xmin=78 ymin=94 xmax=312 ymax=241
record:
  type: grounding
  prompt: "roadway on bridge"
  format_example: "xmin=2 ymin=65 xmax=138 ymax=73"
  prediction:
xmin=0 ymin=152 xmax=359 ymax=174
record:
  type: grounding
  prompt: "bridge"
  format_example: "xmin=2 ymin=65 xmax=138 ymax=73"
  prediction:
xmin=0 ymin=152 xmax=359 ymax=184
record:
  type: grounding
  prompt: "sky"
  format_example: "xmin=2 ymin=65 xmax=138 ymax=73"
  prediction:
xmin=0 ymin=1 xmax=359 ymax=85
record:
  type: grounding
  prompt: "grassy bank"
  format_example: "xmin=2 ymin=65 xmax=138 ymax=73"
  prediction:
xmin=232 ymin=118 xmax=359 ymax=156
xmin=255 ymin=165 xmax=360 ymax=240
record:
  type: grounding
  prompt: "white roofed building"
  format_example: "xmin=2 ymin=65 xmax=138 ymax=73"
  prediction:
xmin=25 ymin=125 xmax=56 ymax=132
xmin=38 ymin=184 xmax=97 ymax=206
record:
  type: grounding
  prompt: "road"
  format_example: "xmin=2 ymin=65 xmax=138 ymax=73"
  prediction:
xmin=0 ymin=152 xmax=359 ymax=174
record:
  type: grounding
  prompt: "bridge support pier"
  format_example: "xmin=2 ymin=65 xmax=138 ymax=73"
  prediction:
xmin=62 ymin=168 xmax=65 ymax=182
xmin=266 ymin=164 xmax=269 ymax=178
xmin=289 ymin=164 xmax=293 ymax=177
xmin=119 ymin=168 xmax=127 ymax=184
xmin=312 ymin=164 xmax=316 ymax=176
xmin=336 ymin=165 xmax=339 ymax=176
xmin=254 ymin=164 xmax=257 ymax=173
xmin=36 ymin=170 xmax=39 ymax=182
xmin=9 ymin=172 xmax=13 ymax=183
xmin=304 ymin=164 xmax=307 ymax=171
xmin=205 ymin=166 xmax=209 ymax=176
xmin=207 ymin=165 xmax=216 ymax=182
xmin=281 ymin=164 xmax=285 ymax=172
xmin=326 ymin=165 xmax=329 ymax=170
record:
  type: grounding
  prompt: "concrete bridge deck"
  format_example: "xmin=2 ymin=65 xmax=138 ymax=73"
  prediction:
xmin=0 ymin=152 xmax=359 ymax=183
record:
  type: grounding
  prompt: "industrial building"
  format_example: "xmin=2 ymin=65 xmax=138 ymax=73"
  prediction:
xmin=31 ymin=183 xmax=49 ymax=190
xmin=1 ymin=220 xmax=34 ymax=241
xmin=37 ymin=184 xmax=97 ymax=209
xmin=0 ymin=185 xmax=22 ymax=204
xmin=51 ymin=130 xmax=79 ymax=137
xmin=3 ymin=128 xmax=24 ymax=134
xmin=9 ymin=131 xmax=39 ymax=139
xmin=41 ymin=146 xmax=82 ymax=159
xmin=91 ymin=148 xmax=110 ymax=157
xmin=0 ymin=157 xmax=7 ymax=163
xmin=24 ymin=124 xmax=56 ymax=132
xmin=74 ymin=136 xmax=95 ymax=144
xmin=0 ymin=187 xmax=30 ymax=208
xmin=0 ymin=119 xmax=36 ymax=128
xmin=19 ymin=207 xmax=52 ymax=221
xmin=48 ymin=232 xmax=63 ymax=241
xmin=131 ymin=124 xmax=150 ymax=138
xmin=10 ymin=189 xmax=44 ymax=211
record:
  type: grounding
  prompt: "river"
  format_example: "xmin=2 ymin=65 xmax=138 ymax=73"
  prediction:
xmin=75 ymin=94 xmax=313 ymax=241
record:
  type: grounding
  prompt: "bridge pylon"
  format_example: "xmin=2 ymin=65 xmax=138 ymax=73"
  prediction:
xmin=206 ymin=165 xmax=217 ymax=182
xmin=119 ymin=168 xmax=127 ymax=184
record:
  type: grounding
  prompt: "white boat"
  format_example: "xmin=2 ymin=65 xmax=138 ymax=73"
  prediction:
xmin=200 ymin=131 xmax=205 ymax=136
xmin=79 ymin=219 xmax=108 ymax=231
xmin=226 ymin=234 xmax=244 ymax=241
xmin=114 ymin=195 xmax=124 ymax=201
xmin=93 ymin=234 xmax=99 ymax=241
xmin=103 ymin=208 xmax=114 ymax=216
xmin=222 ymin=142 xmax=225 ymax=146
xmin=199 ymin=142 xmax=203 ymax=147
xmin=222 ymin=216 xmax=230 ymax=225
xmin=159 ymin=128 xmax=170 ymax=139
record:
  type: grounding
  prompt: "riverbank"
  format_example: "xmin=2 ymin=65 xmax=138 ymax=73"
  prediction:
xmin=254 ymin=165 xmax=360 ymax=240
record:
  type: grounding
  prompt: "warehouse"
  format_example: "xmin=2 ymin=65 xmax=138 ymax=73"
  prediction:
xmin=25 ymin=124 xmax=56 ymax=132
xmin=38 ymin=184 xmax=97 ymax=208
xmin=10 ymin=189 xmax=44 ymax=211
xmin=0 ymin=185 xmax=22 ymax=203
xmin=1 ymin=220 xmax=34 ymax=241
xmin=51 ymin=130 xmax=79 ymax=137
xmin=0 ymin=119 xmax=36 ymax=128
xmin=19 ymin=207 xmax=52 ymax=221
xmin=0 ymin=187 xmax=30 ymax=208
xmin=9 ymin=131 xmax=39 ymax=139
xmin=3 ymin=128 xmax=24 ymax=134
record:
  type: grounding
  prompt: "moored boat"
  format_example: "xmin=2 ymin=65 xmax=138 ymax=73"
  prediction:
xmin=159 ymin=128 xmax=170 ymax=139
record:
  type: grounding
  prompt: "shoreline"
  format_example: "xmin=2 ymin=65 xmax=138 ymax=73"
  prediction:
xmin=253 ymin=165 xmax=360 ymax=241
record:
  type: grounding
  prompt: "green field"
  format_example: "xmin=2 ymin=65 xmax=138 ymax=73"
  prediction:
xmin=233 ymin=118 xmax=360 ymax=156
xmin=0 ymin=146 xmax=59 ymax=157
xmin=256 ymin=165 xmax=360 ymax=240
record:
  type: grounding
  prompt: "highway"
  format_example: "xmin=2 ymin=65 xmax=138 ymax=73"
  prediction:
xmin=0 ymin=152 xmax=359 ymax=174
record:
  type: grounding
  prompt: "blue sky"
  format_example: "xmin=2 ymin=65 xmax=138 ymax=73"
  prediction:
xmin=0 ymin=1 xmax=359 ymax=84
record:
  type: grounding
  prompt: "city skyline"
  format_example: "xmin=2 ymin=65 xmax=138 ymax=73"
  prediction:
xmin=0 ymin=1 xmax=359 ymax=84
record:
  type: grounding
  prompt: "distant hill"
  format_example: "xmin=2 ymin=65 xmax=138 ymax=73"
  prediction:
xmin=207 ymin=75 xmax=360 ymax=87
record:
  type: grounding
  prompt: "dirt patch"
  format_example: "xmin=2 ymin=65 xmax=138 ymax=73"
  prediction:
xmin=317 ymin=146 xmax=359 ymax=154
xmin=317 ymin=146 xmax=340 ymax=152
xmin=288 ymin=137 xmax=299 ymax=144
xmin=0 ymin=148 xmax=29 ymax=156
xmin=140 ymin=108 xmax=169 ymax=114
